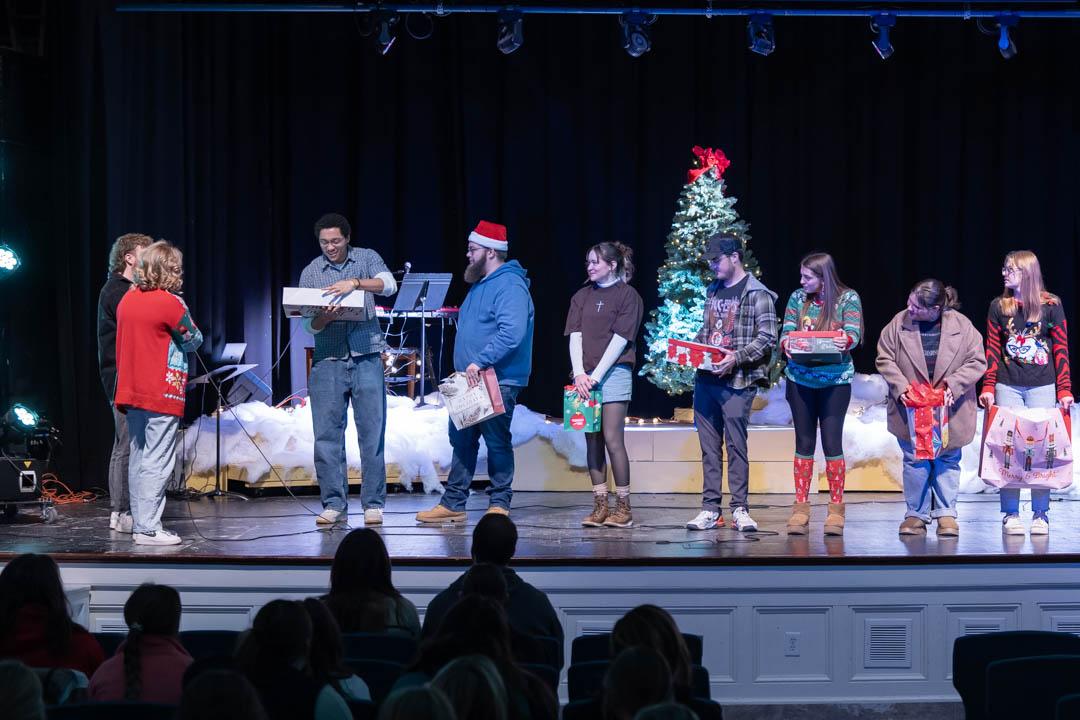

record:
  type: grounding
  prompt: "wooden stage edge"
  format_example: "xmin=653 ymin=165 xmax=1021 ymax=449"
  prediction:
xmin=2 ymin=492 xmax=1079 ymax=568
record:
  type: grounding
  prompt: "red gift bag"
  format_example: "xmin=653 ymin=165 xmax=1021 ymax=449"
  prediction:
xmin=902 ymin=384 xmax=950 ymax=460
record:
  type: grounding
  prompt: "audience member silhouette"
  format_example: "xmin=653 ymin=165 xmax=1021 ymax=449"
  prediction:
xmin=235 ymin=599 xmax=350 ymax=720
xmin=604 ymin=647 xmax=674 ymax=720
xmin=0 ymin=659 xmax=46 ymax=720
xmin=302 ymin=597 xmax=371 ymax=701
xmin=376 ymin=685 xmax=457 ymax=720
xmin=322 ymin=528 xmax=420 ymax=637
xmin=0 ymin=553 xmax=104 ymax=676
xmin=89 ymin=582 xmax=192 ymax=703
xmin=431 ymin=654 xmax=509 ymax=720
xmin=421 ymin=515 xmax=563 ymax=667
xmin=611 ymin=605 xmax=693 ymax=691
xmin=178 ymin=668 xmax=270 ymax=720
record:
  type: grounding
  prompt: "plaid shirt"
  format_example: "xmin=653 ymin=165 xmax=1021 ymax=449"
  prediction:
xmin=299 ymin=246 xmax=391 ymax=362
xmin=694 ymin=274 xmax=779 ymax=389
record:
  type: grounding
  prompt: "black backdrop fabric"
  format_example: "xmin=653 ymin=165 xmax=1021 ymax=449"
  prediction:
xmin=25 ymin=2 xmax=1080 ymax=487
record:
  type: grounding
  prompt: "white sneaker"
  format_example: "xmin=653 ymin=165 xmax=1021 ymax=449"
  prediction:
xmin=133 ymin=529 xmax=182 ymax=546
xmin=109 ymin=511 xmax=133 ymax=534
xmin=1002 ymin=514 xmax=1025 ymax=535
xmin=316 ymin=508 xmax=345 ymax=526
xmin=732 ymin=507 xmax=759 ymax=532
xmin=364 ymin=508 xmax=383 ymax=525
xmin=686 ymin=510 xmax=721 ymax=531
xmin=1031 ymin=515 xmax=1050 ymax=535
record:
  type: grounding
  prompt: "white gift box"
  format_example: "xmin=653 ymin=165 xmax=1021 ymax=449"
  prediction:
xmin=282 ymin=286 xmax=369 ymax=322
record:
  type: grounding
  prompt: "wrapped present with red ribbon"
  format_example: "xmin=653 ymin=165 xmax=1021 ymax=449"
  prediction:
xmin=665 ymin=338 xmax=726 ymax=372
xmin=902 ymin=383 xmax=950 ymax=460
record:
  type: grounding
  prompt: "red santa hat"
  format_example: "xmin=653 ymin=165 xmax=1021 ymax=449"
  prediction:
xmin=468 ymin=221 xmax=508 ymax=252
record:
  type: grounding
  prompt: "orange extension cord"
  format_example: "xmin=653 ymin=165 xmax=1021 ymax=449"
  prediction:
xmin=40 ymin=474 xmax=98 ymax=505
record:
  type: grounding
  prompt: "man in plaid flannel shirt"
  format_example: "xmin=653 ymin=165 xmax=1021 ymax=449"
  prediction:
xmin=686 ymin=233 xmax=778 ymax=533
xmin=300 ymin=213 xmax=398 ymax=527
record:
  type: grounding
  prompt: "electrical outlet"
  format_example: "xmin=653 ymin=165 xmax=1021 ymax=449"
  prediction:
xmin=784 ymin=632 xmax=800 ymax=657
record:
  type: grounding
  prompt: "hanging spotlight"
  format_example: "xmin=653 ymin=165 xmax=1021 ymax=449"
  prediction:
xmin=870 ymin=14 xmax=896 ymax=60
xmin=373 ymin=11 xmax=399 ymax=55
xmin=497 ymin=9 xmax=523 ymax=55
xmin=997 ymin=14 xmax=1018 ymax=59
xmin=4 ymin=404 xmax=39 ymax=432
xmin=0 ymin=245 xmax=19 ymax=274
xmin=747 ymin=14 xmax=775 ymax=56
xmin=404 ymin=13 xmax=434 ymax=41
xmin=620 ymin=12 xmax=655 ymax=58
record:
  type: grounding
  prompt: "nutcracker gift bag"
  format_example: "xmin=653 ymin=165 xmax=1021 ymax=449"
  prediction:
xmin=979 ymin=405 xmax=1073 ymax=490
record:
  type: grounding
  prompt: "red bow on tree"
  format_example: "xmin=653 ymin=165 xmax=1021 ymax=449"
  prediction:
xmin=687 ymin=146 xmax=731 ymax=183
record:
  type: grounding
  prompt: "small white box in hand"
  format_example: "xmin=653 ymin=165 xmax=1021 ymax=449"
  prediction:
xmin=282 ymin=287 xmax=369 ymax=322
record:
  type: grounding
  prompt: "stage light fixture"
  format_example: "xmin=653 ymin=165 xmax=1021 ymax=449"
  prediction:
xmin=373 ymin=12 xmax=399 ymax=55
xmin=620 ymin=12 xmax=654 ymax=58
xmin=871 ymin=14 xmax=896 ymax=60
xmin=0 ymin=245 xmax=19 ymax=274
xmin=747 ymin=14 xmax=775 ymax=56
xmin=404 ymin=12 xmax=434 ymax=41
xmin=997 ymin=15 xmax=1018 ymax=59
xmin=497 ymin=10 xmax=523 ymax=55
xmin=4 ymin=404 xmax=39 ymax=432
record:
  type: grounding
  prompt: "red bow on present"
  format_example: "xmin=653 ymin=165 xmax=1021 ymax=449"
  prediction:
xmin=687 ymin=146 xmax=731 ymax=183
xmin=903 ymin=383 xmax=945 ymax=408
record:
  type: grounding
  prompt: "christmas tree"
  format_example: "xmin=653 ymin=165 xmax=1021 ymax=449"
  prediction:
xmin=639 ymin=146 xmax=774 ymax=396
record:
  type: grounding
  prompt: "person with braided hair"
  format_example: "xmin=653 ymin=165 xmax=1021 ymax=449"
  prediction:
xmin=88 ymin=583 xmax=191 ymax=703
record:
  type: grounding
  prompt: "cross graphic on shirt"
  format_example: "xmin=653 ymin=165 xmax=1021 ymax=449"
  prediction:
xmin=596 ymin=300 xmax=604 ymax=313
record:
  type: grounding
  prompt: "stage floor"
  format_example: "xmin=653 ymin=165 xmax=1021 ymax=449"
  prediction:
xmin=1 ymin=491 xmax=1077 ymax=565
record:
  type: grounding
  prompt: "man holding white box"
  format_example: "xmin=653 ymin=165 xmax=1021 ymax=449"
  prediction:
xmin=299 ymin=213 xmax=398 ymax=527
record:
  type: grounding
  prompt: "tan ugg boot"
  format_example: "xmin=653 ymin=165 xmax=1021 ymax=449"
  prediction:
xmin=824 ymin=502 xmax=845 ymax=536
xmin=786 ymin=502 xmax=811 ymax=535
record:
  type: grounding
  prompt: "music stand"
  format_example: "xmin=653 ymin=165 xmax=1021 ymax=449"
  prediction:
xmin=187 ymin=364 xmax=258 ymax=501
xmin=391 ymin=273 xmax=452 ymax=407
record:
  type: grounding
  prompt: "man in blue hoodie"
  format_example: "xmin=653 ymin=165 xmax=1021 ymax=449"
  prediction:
xmin=417 ymin=221 xmax=535 ymax=523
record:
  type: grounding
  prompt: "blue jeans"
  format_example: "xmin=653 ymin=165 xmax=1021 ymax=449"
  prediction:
xmin=995 ymin=383 xmax=1056 ymax=515
xmin=309 ymin=353 xmax=387 ymax=512
xmin=126 ymin=409 xmax=178 ymax=535
xmin=442 ymin=384 xmax=520 ymax=512
xmin=899 ymin=440 xmax=960 ymax=521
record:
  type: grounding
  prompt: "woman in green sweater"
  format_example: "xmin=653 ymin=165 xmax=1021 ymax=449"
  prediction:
xmin=778 ymin=253 xmax=863 ymax=536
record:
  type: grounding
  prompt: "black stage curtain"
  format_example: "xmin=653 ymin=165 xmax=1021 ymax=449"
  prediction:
xmin=30 ymin=2 xmax=1080 ymax=487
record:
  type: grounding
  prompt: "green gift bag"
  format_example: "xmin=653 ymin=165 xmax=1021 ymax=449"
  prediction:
xmin=563 ymin=387 xmax=602 ymax=432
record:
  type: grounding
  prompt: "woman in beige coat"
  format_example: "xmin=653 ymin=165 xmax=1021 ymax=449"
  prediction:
xmin=876 ymin=279 xmax=987 ymax=537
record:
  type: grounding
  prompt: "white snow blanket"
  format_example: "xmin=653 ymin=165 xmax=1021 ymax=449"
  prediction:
xmin=182 ymin=394 xmax=584 ymax=495
xmin=183 ymin=374 xmax=1080 ymax=497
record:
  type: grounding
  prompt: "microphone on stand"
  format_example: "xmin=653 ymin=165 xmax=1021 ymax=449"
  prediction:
xmin=403 ymin=261 xmax=412 ymax=275
xmin=395 ymin=261 xmax=413 ymax=277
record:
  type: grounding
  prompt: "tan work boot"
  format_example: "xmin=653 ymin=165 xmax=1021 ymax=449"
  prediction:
xmin=604 ymin=496 xmax=633 ymax=528
xmin=415 ymin=504 xmax=467 ymax=524
xmin=582 ymin=494 xmax=609 ymax=527
xmin=786 ymin=502 xmax=811 ymax=535
xmin=823 ymin=502 xmax=845 ymax=536
xmin=936 ymin=516 xmax=959 ymax=537
xmin=899 ymin=517 xmax=927 ymax=535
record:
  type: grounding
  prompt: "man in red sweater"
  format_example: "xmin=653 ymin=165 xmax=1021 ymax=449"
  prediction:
xmin=115 ymin=241 xmax=203 ymax=545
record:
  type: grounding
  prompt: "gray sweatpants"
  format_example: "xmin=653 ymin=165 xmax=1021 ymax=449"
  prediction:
xmin=108 ymin=404 xmax=131 ymax=514
xmin=694 ymin=373 xmax=755 ymax=512
xmin=126 ymin=408 xmax=179 ymax=535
